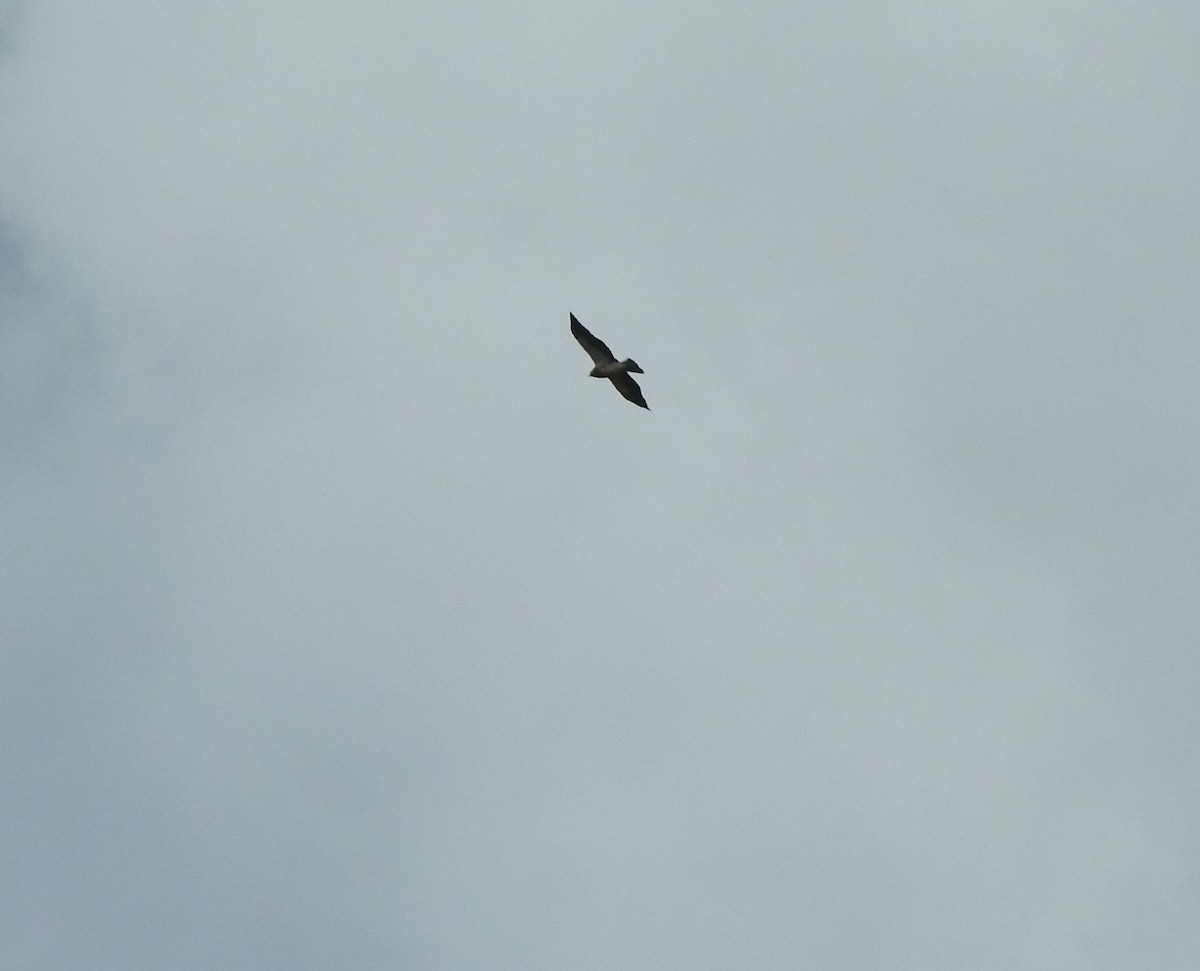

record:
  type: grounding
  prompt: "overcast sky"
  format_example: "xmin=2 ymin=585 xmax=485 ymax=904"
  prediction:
xmin=2 ymin=2 xmax=1198 ymax=968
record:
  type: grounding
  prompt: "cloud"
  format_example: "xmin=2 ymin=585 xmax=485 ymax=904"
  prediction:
xmin=2 ymin=2 xmax=1198 ymax=968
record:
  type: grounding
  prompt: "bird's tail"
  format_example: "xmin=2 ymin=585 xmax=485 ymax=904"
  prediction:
xmin=624 ymin=359 xmax=643 ymax=374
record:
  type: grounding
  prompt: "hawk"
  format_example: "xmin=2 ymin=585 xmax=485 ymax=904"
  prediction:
xmin=570 ymin=313 xmax=649 ymax=410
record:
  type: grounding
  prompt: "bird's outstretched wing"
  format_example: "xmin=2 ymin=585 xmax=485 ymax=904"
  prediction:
xmin=570 ymin=313 xmax=616 ymax=366
xmin=610 ymin=372 xmax=649 ymax=409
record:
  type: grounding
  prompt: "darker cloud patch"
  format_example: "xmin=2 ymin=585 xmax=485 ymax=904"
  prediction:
xmin=0 ymin=216 xmax=98 ymax=461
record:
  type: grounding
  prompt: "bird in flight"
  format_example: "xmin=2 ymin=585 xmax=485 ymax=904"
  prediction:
xmin=570 ymin=313 xmax=649 ymax=410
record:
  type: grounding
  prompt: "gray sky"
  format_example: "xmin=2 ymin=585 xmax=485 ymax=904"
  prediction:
xmin=2 ymin=2 xmax=1198 ymax=968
